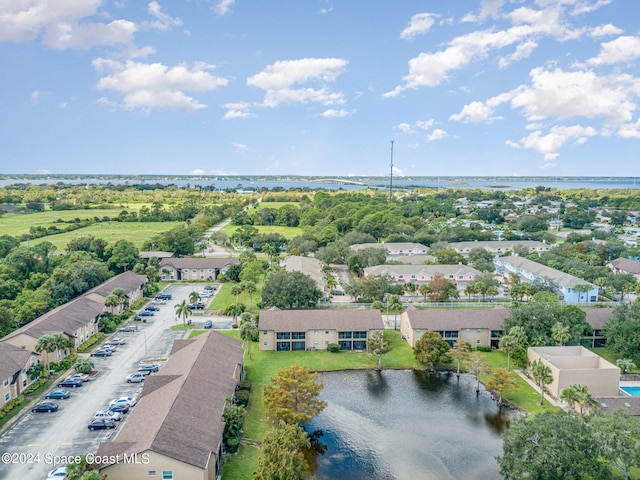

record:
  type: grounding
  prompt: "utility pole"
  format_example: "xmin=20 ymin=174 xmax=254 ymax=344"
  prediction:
xmin=389 ymin=140 xmax=394 ymax=203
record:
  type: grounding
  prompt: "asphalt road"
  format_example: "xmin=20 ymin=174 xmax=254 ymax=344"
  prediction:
xmin=0 ymin=285 xmax=200 ymax=480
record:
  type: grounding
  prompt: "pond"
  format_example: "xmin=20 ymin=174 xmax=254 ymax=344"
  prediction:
xmin=307 ymin=370 xmax=516 ymax=480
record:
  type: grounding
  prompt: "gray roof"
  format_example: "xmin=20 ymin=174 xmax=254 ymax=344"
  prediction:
xmin=497 ymin=255 xmax=594 ymax=289
xmin=608 ymin=257 xmax=640 ymax=275
xmin=285 ymin=256 xmax=325 ymax=291
xmin=97 ymin=331 xmax=243 ymax=469
xmin=2 ymin=295 xmax=103 ymax=342
xmin=139 ymin=251 xmax=174 ymax=259
xmin=364 ymin=264 xmax=481 ymax=277
xmin=85 ymin=271 xmax=147 ymax=299
xmin=404 ymin=306 xmax=510 ymax=330
xmin=584 ymin=308 xmax=614 ymax=330
xmin=0 ymin=343 xmax=31 ymax=382
xmin=159 ymin=257 xmax=239 ymax=269
xmin=350 ymin=242 xmax=428 ymax=253
xmin=388 ymin=254 xmax=437 ymax=265
xmin=260 ymin=307 xmax=384 ymax=331
xmin=448 ymin=240 xmax=550 ymax=251
xmin=596 ymin=397 xmax=640 ymax=416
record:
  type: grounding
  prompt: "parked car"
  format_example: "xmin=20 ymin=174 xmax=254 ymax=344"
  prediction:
xmin=145 ymin=305 xmax=159 ymax=311
xmin=44 ymin=389 xmax=70 ymax=400
xmin=108 ymin=404 xmax=129 ymax=414
xmin=67 ymin=373 xmax=90 ymax=382
xmin=138 ymin=310 xmax=155 ymax=317
xmin=203 ymin=320 xmax=213 ymax=329
xmin=46 ymin=466 xmax=67 ymax=479
xmin=94 ymin=409 xmax=121 ymax=421
xmin=155 ymin=292 xmax=172 ymax=300
xmin=87 ymin=418 xmax=115 ymax=431
xmin=204 ymin=285 xmax=217 ymax=291
xmin=107 ymin=337 xmax=126 ymax=345
xmin=138 ymin=364 xmax=159 ymax=373
xmin=120 ymin=325 xmax=138 ymax=332
xmin=126 ymin=373 xmax=146 ymax=383
xmin=91 ymin=349 xmax=112 ymax=357
xmin=57 ymin=378 xmax=82 ymax=388
xmin=100 ymin=344 xmax=116 ymax=352
xmin=110 ymin=396 xmax=137 ymax=408
xmin=189 ymin=301 xmax=205 ymax=310
xmin=32 ymin=402 xmax=59 ymax=413
xmin=199 ymin=291 xmax=212 ymax=298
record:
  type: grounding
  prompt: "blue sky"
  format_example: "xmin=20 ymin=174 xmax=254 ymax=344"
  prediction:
xmin=1 ymin=0 xmax=639 ymax=177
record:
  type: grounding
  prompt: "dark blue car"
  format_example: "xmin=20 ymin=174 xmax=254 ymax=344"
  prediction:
xmin=138 ymin=310 xmax=155 ymax=317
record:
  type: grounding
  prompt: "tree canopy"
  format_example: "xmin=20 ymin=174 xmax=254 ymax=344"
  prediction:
xmin=260 ymin=271 xmax=323 ymax=309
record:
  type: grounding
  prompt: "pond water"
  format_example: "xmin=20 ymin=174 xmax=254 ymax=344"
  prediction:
xmin=307 ymin=370 xmax=515 ymax=480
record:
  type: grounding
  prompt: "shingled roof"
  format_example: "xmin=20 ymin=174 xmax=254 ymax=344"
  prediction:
xmin=0 ymin=343 xmax=32 ymax=383
xmin=608 ymin=257 xmax=640 ymax=275
xmin=159 ymin=257 xmax=239 ymax=270
xmin=84 ymin=271 xmax=147 ymax=299
xmin=97 ymin=332 xmax=243 ymax=469
xmin=259 ymin=307 xmax=384 ymax=331
xmin=404 ymin=306 xmax=510 ymax=330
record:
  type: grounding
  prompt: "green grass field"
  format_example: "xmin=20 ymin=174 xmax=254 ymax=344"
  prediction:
xmin=221 ymin=224 xmax=303 ymax=240
xmin=209 ymin=282 xmax=263 ymax=315
xmin=29 ymin=221 xmax=182 ymax=251
xmin=219 ymin=330 xmax=554 ymax=480
xmin=256 ymin=202 xmax=299 ymax=210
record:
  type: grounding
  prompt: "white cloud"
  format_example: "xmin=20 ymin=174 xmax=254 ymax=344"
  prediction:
xmin=392 ymin=166 xmax=404 ymax=176
xmin=511 ymin=124 xmax=597 ymax=160
xmin=145 ymin=1 xmax=182 ymax=31
xmin=192 ymin=169 xmax=205 ymax=175
xmin=321 ymin=108 xmax=349 ymax=118
xmin=223 ymin=102 xmax=256 ymax=119
xmin=426 ymin=128 xmax=448 ymax=141
xmin=233 ymin=143 xmax=248 ymax=153
xmin=0 ymin=0 xmax=136 ymax=49
xmin=618 ymin=120 xmax=640 ymax=139
xmin=58 ymin=102 xmax=68 ymax=109
xmin=214 ymin=0 xmax=235 ymax=16
xmin=589 ymin=24 xmax=623 ymax=37
xmin=247 ymin=58 xmax=348 ymax=108
xmin=568 ymin=0 xmax=613 ymax=15
xmin=395 ymin=122 xmax=415 ymax=135
xmin=93 ymin=58 xmax=228 ymax=112
xmin=510 ymin=67 xmax=638 ymax=125
xmin=450 ymin=101 xmax=499 ymax=123
xmin=586 ymin=36 xmax=640 ymax=66
xmin=30 ymin=90 xmax=48 ymax=104
xmin=400 ymin=13 xmax=437 ymax=40
xmin=498 ymin=40 xmax=537 ymax=69
xmin=416 ymin=119 xmax=436 ymax=130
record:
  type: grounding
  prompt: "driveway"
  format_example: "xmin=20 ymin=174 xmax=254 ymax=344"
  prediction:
xmin=0 ymin=285 xmax=197 ymax=480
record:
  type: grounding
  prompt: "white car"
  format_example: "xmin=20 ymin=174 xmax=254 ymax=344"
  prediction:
xmin=199 ymin=291 xmax=212 ymax=298
xmin=107 ymin=337 xmax=126 ymax=345
xmin=46 ymin=466 xmax=67 ymax=479
xmin=110 ymin=396 xmax=137 ymax=408
xmin=94 ymin=409 xmax=121 ymax=421
xmin=126 ymin=373 xmax=146 ymax=383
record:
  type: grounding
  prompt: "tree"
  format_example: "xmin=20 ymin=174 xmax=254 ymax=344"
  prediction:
xmin=239 ymin=312 xmax=258 ymax=360
xmin=222 ymin=402 xmax=246 ymax=454
xmin=189 ymin=290 xmax=201 ymax=304
xmin=413 ymin=331 xmax=451 ymax=371
xmin=260 ymin=271 xmax=323 ymax=309
xmin=387 ymin=294 xmax=403 ymax=330
xmin=243 ymin=280 xmax=257 ymax=310
xmin=573 ymin=283 xmax=592 ymax=302
xmin=427 ymin=274 xmax=459 ymax=302
xmin=590 ymin=409 xmax=640 ymax=480
xmin=263 ymin=361 xmax=327 ymax=427
xmin=468 ymin=247 xmax=495 ymax=273
xmin=74 ymin=357 xmax=94 ymax=374
xmin=560 ymin=384 xmax=579 ymax=412
xmin=106 ymin=239 xmax=139 ymax=273
xmin=616 ymin=358 xmax=636 ymax=374
xmin=530 ymin=359 xmax=553 ymax=405
xmin=418 ymin=283 xmax=429 ymax=301
xmin=66 ymin=454 xmax=106 ymax=479
xmin=230 ymin=284 xmax=243 ymax=323
xmin=174 ymin=300 xmax=192 ymax=326
xmin=255 ymin=421 xmax=311 ymax=480
xmin=499 ymin=326 xmax=527 ymax=372
xmin=111 ymin=287 xmax=129 ymax=310
xmin=367 ymin=330 xmax=391 ymax=371
xmin=447 ymin=338 xmax=469 ymax=378
xmin=498 ymin=410 xmax=607 ymax=480
xmin=551 ymin=321 xmax=570 ymax=346
xmin=573 ymin=384 xmax=596 ymax=415
xmin=468 ymin=351 xmax=490 ymax=394
xmin=35 ymin=334 xmax=57 ymax=369
xmin=485 ymin=368 xmax=518 ymax=405
xmin=605 ymin=303 xmax=640 ymax=358
xmin=103 ymin=294 xmax=120 ymax=313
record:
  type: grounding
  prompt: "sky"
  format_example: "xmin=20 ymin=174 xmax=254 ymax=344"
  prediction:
xmin=1 ymin=0 xmax=639 ymax=177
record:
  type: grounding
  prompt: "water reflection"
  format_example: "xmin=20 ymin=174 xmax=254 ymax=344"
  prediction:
xmin=308 ymin=370 xmax=515 ymax=480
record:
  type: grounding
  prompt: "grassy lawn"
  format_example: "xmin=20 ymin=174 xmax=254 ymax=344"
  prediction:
xmin=220 ymin=330 xmax=553 ymax=479
xmin=592 ymin=347 xmax=640 ymax=373
xmin=1 ymin=208 xmax=129 ymax=238
xmin=28 ymin=221 xmax=182 ymax=250
xmin=210 ymin=282 xmax=263 ymax=315
xmin=256 ymin=202 xmax=299 ymax=210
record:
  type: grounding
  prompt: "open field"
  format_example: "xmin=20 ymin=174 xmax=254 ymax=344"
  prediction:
xmin=219 ymin=329 xmax=556 ymax=480
xmin=0 ymin=208 xmax=131 ymax=238
xmin=221 ymin=224 xmax=303 ymax=239
xmin=29 ymin=221 xmax=182 ymax=250
xmin=256 ymin=201 xmax=299 ymax=209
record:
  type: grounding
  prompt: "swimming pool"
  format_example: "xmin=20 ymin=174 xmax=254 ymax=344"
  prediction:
xmin=619 ymin=386 xmax=640 ymax=396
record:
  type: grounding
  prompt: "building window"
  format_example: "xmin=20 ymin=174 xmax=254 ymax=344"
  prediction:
xmin=148 ymin=472 xmax=156 ymax=477
xmin=263 ymin=331 xmax=267 ymax=335
xmin=338 ymin=332 xmax=352 ymax=339
xmin=325 ymin=331 xmax=329 ymax=334
xmin=4 ymin=392 xmax=10 ymax=402
xmin=263 ymin=342 xmax=267 ymax=346
xmin=291 ymin=332 xmax=306 ymax=340
xmin=162 ymin=472 xmax=173 ymax=480
xmin=2 ymin=378 xmax=8 ymax=387
xmin=476 ymin=329 xmax=481 ymax=333
xmin=276 ymin=332 xmax=291 ymax=340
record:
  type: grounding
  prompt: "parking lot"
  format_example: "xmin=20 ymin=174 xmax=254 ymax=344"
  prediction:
xmin=0 ymin=285 xmax=205 ymax=480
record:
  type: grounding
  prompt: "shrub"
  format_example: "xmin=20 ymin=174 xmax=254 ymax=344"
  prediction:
xmin=476 ymin=346 xmax=492 ymax=352
xmin=23 ymin=378 xmax=48 ymax=395
xmin=327 ymin=343 xmax=341 ymax=353
xmin=0 ymin=397 xmax=25 ymax=418
xmin=236 ymin=379 xmax=252 ymax=392
xmin=77 ymin=333 xmax=106 ymax=353
xmin=226 ymin=435 xmax=240 ymax=453
xmin=234 ymin=390 xmax=250 ymax=407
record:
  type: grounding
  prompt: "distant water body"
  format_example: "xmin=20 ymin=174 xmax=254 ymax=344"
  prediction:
xmin=0 ymin=176 xmax=638 ymax=190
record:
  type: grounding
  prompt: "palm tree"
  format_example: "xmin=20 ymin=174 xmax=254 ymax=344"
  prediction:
xmin=560 ymin=385 xmax=579 ymax=412
xmin=174 ymin=300 xmax=192 ymax=326
xmin=499 ymin=326 xmax=527 ymax=372
xmin=616 ymin=358 xmax=636 ymax=374
xmin=189 ymin=291 xmax=201 ymax=304
xmin=530 ymin=359 xmax=553 ymax=406
xmin=35 ymin=334 xmax=56 ymax=369
xmin=418 ymin=283 xmax=429 ymax=302
xmin=573 ymin=283 xmax=592 ymax=303
xmin=447 ymin=338 xmax=470 ymax=379
xmin=574 ymin=384 xmax=596 ymax=415
xmin=230 ymin=284 xmax=243 ymax=323
xmin=262 ymin=243 xmax=279 ymax=266
xmin=112 ymin=287 xmax=129 ymax=310
xmin=239 ymin=312 xmax=258 ymax=360
xmin=243 ymin=281 xmax=257 ymax=311
xmin=103 ymin=294 xmax=120 ymax=314
xmin=74 ymin=357 xmax=94 ymax=374
xmin=387 ymin=294 xmax=403 ymax=330
xmin=551 ymin=322 xmax=571 ymax=346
